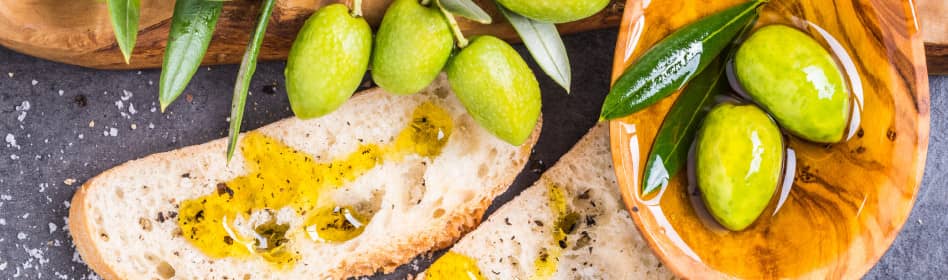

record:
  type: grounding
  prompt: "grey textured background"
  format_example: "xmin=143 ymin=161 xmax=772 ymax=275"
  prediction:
xmin=0 ymin=28 xmax=944 ymax=279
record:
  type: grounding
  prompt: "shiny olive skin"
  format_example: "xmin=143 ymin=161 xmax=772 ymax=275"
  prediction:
xmin=696 ymin=103 xmax=784 ymax=231
xmin=285 ymin=4 xmax=372 ymax=119
xmin=496 ymin=0 xmax=610 ymax=23
xmin=372 ymin=0 xmax=453 ymax=95
xmin=445 ymin=36 xmax=541 ymax=146
xmin=735 ymin=25 xmax=850 ymax=143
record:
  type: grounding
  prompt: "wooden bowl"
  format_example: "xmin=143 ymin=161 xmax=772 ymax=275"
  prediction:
xmin=609 ymin=0 xmax=930 ymax=278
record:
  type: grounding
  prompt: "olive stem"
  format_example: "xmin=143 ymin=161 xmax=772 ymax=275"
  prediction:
xmin=351 ymin=0 xmax=364 ymax=17
xmin=437 ymin=2 xmax=468 ymax=48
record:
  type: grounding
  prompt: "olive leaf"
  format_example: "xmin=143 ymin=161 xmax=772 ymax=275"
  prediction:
xmin=498 ymin=4 xmax=571 ymax=93
xmin=158 ymin=0 xmax=223 ymax=112
xmin=106 ymin=0 xmax=141 ymax=63
xmin=599 ymin=0 xmax=764 ymax=120
xmin=226 ymin=0 xmax=276 ymax=162
xmin=437 ymin=0 xmax=492 ymax=24
xmin=641 ymin=59 xmax=727 ymax=196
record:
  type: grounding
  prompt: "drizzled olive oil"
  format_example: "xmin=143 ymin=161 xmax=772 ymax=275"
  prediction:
xmin=426 ymin=183 xmax=577 ymax=280
xmin=533 ymin=184 xmax=572 ymax=279
xmin=304 ymin=206 xmax=368 ymax=242
xmin=425 ymin=252 xmax=486 ymax=280
xmin=178 ymin=102 xmax=453 ymax=268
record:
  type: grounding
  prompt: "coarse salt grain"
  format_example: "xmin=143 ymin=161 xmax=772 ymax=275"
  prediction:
xmin=5 ymin=133 xmax=19 ymax=149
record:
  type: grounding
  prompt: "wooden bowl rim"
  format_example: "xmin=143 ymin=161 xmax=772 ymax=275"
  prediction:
xmin=609 ymin=0 xmax=931 ymax=278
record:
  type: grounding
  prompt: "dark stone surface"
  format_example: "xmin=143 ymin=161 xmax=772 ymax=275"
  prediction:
xmin=0 ymin=28 xmax=944 ymax=279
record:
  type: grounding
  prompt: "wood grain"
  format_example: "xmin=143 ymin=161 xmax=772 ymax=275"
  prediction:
xmin=610 ymin=0 xmax=930 ymax=279
xmin=919 ymin=0 xmax=947 ymax=73
xmin=0 ymin=0 xmax=943 ymax=72
xmin=0 ymin=0 xmax=625 ymax=70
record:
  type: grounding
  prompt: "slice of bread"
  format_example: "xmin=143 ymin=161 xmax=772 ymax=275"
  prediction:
xmin=422 ymin=123 xmax=671 ymax=279
xmin=68 ymin=76 xmax=541 ymax=280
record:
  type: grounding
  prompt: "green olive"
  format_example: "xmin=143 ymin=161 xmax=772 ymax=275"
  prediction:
xmin=496 ymin=0 xmax=610 ymax=23
xmin=735 ymin=25 xmax=850 ymax=143
xmin=445 ymin=36 xmax=541 ymax=146
xmin=696 ymin=103 xmax=783 ymax=231
xmin=285 ymin=4 xmax=372 ymax=119
xmin=371 ymin=0 xmax=453 ymax=95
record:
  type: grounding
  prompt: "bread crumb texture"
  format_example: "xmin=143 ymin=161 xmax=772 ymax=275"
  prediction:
xmin=424 ymin=124 xmax=673 ymax=280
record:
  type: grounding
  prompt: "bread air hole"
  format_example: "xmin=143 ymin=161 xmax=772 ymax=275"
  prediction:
xmin=156 ymin=260 xmax=175 ymax=279
xmin=407 ymin=162 xmax=428 ymax=205
xmin=477 ymin=163 xmax=488 ymax=177
xmin=139 ymin=217 xmax=152 ymax=232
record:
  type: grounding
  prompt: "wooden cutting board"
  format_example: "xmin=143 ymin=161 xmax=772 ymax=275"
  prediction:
xmin=0 ymin=0 xmax=944 ymax=73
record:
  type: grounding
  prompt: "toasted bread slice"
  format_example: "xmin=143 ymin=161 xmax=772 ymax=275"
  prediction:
xmin=69 ymin=77 xmax=540 ymax=280
xmin=423 ymin=124 xmax=671 ymax=279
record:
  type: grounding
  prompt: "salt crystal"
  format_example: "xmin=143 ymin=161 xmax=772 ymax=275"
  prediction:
xmin=16 ymin=232 xmax=26 ymax=240
xmin=121 ymin=89 xmax=133 ymax=101
xmin=109 ymin=127 xmax=118 ymax=137
xmin=16 ymin=101 xmax=30 ymax=111
xmin=78 ymin=134 xmax=83 ymax=140
xmin=31 ymin=80 xmax=38 ymax=86
xmin=5 ymin=134 xmax=20 ymax=149
xmin=0 ymin=219 xmax=5 ymax=225
xmin=148 ymin=123 xmax=155 ymax=129
xmin=6 ymin=72 xmax=12 ymax=78
xmin=58 ymin=90 xmax=64 ymax=96
xmin=48 ymin=223 xmax=57 ymax=234
xmin=10 ymin=154 xmax=18 ymax=160
xmin=114 ymin=100 xmax=124 ymax=110
xmin=88 ymin=121 xmax=95 ymax=128
xmin=128 ymin=103 xmax=137 ymax=114
xmin=63 ymin=178 xmax=76 ymax=186
xmin=130 ymin=124 xmax=137 ymax=130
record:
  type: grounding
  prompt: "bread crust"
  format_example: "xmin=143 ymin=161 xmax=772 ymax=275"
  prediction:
xmin=68 ymin=85 xmax=542 ymax=280
xmin=70 ymin=177 xmax=123 ymax=280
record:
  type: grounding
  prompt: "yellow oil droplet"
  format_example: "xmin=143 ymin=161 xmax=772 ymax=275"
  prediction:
xmin=253 ymin=220 xmax=296 ymax=266
xmin=532 ymin=184 xmax=573 ymax=280
xmin=426 ymin=252 xmax=486 ymax=280
xmin=177 ymin=102 xmax=453 ymax=268
xmin=305 ymin=206 xmax=368 ymax=242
